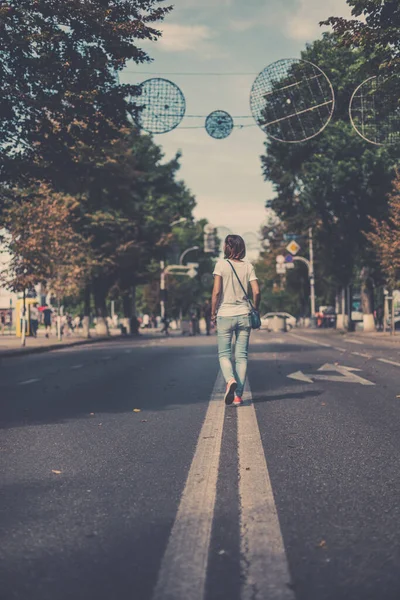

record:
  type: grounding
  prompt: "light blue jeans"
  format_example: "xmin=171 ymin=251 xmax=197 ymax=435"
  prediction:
xmin=217 ymin=314 xmax=251 ymax=398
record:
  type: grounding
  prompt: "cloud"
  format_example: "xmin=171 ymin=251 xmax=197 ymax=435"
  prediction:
xmin=228 ymin=18 xmax=258 ymax=33
xmin=157 ymin=23 xmax=214 ymax=53
xmin=285 ymin=0 xmax=352 ymax=42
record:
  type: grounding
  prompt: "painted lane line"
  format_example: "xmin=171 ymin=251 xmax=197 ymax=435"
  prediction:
xmin=378 ymin=358 xmax=400 ymax=368
xmin=152 ymin=372 xmax=226 ymax=600
xmin=333 ymin=347 xmax=347 ymax=352
xmin=289 ymin=333 xmax=332 ymax=348
xmin=238 ymin=383 xmax=294 ymax=600
xmin=344 ymin=339 xmax=363 ymax=345
xmin=18 ymin=378 xmax=41 ymax=386
xmin=351 ymin=352 xmax=372 ymax=359
xmin=71 ymin=364 xmax=83 ymax=370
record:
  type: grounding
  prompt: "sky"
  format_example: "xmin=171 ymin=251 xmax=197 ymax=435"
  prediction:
xmin=120 ymin=0 xmax=353 ymax=247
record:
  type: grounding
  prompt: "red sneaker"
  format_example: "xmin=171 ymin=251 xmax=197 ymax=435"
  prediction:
xmin=233 ymin=396 xmax=243 ymax=406
xmin=224 ymin=378 xmax=237 ymax=405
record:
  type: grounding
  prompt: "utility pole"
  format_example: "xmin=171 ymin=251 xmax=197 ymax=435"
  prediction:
xmin=309 ymin=227 xmax=316 ymax=327
xmin=160 ymin=260 xmax=166 ymax=321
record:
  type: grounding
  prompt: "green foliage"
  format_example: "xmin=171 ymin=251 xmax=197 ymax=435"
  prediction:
xmin=323 ymin=0 xmax=400 ymax=75
xmin=0 ymin=0 xmax=171 ymax=185
xmin=260 ymin=35 xmax=397 ymax=312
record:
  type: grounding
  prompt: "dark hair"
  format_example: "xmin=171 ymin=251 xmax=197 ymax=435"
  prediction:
xmin=224 ymin=235 xmax=246 ymax=260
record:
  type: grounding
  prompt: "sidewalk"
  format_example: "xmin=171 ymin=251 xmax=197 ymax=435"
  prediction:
xmin=292 ymin=327 xmax=400 ymax=344
xmin=0 ymin=327 xmax=178 ymax=358
xmin=0 ymin=329 xmax=124 ymax=358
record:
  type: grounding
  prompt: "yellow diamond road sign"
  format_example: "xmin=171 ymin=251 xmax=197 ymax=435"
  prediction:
xmin=286 ymin=240 xmax=300 ymax=256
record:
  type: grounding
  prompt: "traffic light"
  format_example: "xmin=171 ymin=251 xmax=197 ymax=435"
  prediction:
xmin=203 ymin=224 xmax=217 ymax=254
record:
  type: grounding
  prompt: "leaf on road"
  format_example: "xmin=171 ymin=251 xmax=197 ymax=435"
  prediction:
xmin=321 ymin=402 xmax=326 ymax=406
xmin=51 ymin=470 xmax=62 ymax=474
xmin=133 ymin=408 xmax=141 ymax=412
xmin=317 ymin=540 xmax=327 ymax=548
xmin=141 ymin=419 xmax=148 ymax=423
xmin=90 ymin=412 xmax=95 ymax=416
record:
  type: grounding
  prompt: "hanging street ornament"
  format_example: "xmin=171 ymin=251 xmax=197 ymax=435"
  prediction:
xmin=205 ymin=110 xmax=234 ymax=139
xmin=132 ymin=78 xmax=186 ymax=134
xmin=349 ymin=76 xmax=400 ymax=146
xmin=250 ymin=58 xmax=335 ymax=143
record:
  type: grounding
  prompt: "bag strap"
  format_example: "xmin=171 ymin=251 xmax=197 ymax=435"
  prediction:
xmin=226 ymin=260 xmax=256 ymax=310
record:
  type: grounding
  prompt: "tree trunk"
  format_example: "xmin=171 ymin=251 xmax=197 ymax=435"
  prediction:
xmin=82 ymin=285 xmax=91 ymax=338
xmin=93 ymin=282 xmax=109 ymax=336
xmin=360 ymin=267 xmax=375 ymax=332
xmin=346 ymin=285 xmax=354 ymax=332
xmin=336 ymin=287 xmax=346 ymax=330
xmin=130 ymin=284 xmax=139 ymax=336
xmin=121 ymin=294 xmax=132 ymax=335
xmin=391 ymin=293 xmax=395 ymax=336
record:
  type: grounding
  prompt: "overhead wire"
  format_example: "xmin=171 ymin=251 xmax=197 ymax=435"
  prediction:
xmin=123 ymin=71 xmax=259 ymax=76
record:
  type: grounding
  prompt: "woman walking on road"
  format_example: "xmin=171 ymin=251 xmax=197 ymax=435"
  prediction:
xmin=211 ymin=235 xmax=261 ymax=406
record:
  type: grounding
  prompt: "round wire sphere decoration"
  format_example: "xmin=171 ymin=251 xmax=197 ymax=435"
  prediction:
xmin=349 ymin=76 xmax=400 ymax=146
xmin=250 ymin=58 xmax=335 ymax=143
xmin=242 ymin=232 xmax=261 ymax=252
xmin=205 ymin=110 xmax=234 ymax=139
xmin=133 ymin=78 xmax=186 ymax=134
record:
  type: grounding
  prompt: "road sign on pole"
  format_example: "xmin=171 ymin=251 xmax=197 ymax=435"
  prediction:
xmin=276 ymin=255 xmax=285 ymax=264
xmin=286 ymin=240 xmax=301 ymax=255
xmin=276 ymin=264 xmax=286 ymax=275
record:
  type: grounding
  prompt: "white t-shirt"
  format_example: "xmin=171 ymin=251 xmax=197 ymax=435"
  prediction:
xmin=213 ymin=259 xmax=257 ymax=317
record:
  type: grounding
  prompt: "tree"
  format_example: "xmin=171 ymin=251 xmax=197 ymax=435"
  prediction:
xmin=255 ymin=216 xmax=311 ymax=317
xmin=74 ymin=127 xmax=196 ymax=333
xmin=260 ymin=34 xmax=397 ymax=329
xmin=323 ymin=1 xmax=400 ymax=75
xmin=366 ymin=172 xmax=400 ymax=292
xmin=0 ymin=0 xmax=171 ymax=187
xmin=0 ymin=183 xmax=93 ymax=298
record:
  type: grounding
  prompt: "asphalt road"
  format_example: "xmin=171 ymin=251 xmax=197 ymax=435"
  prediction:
xmin=1 ymin=330 xmax=400 ymax=600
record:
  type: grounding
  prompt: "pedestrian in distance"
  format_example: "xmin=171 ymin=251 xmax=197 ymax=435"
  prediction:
xmin=30 ymin=303 xmax=40 ymax=338
xmin=203 ymin=300 xmax=212 ymax=336
xmin=0 ymin=312 xmax=5 ymax=335
xmin=43 ymin=304 xmax=52 ymax=338
xmin=211 ymin=235 xmax=261 ymax=406
xmin=376 ymin=305 xmax=384 ymax=331
xmin=190 ymin=308 xmax=197 ymax=336
xmin=161 ymin=315 xmax=170 ymax=336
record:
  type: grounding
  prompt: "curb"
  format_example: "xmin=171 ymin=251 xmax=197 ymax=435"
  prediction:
xmin=0 ymin=335 xmax=122 ymax=359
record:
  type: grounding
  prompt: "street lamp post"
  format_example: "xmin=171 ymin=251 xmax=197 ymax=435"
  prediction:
xmin=160 ymin=260 xmax=166 ymax=321
xmin=179 ymin=246 xmax=200 ymax=265
xmin=308 ymin=228 xmax=316 ymax=327
xmin=292 ymin=253 xmax=316 ymax=328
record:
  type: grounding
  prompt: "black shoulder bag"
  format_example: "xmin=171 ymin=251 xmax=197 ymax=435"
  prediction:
xmin=227 ymin=260 xmax=261 ymax=330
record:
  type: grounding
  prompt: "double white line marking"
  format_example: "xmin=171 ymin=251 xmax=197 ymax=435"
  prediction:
xmin=152 ymin=374 xmax=294 ymax=600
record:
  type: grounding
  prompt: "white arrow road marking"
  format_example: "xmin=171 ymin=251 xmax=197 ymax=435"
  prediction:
xmin=287 ymin=371 xmax=314 ymax=383
xmin=287 ymin=364 xmax=375 ymax=386
xmin=318 ymin=364 xmax=361 ymax=372
xmin=238 ymin=383 xmax=294 ymax=600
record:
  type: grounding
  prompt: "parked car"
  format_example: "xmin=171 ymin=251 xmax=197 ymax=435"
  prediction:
xmin=260 ymin=312 xmax=297 ymax=330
